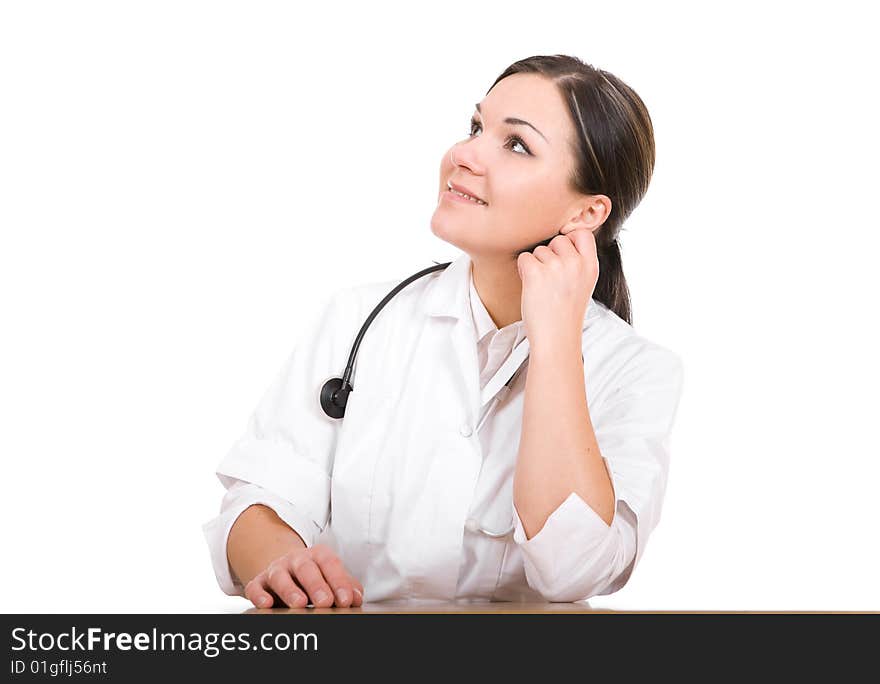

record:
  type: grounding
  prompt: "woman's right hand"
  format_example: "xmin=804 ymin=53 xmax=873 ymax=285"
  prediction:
xmin=244 ymin=543 xmax=365 ymax=609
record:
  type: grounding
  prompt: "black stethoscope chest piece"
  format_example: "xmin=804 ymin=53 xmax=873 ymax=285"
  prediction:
xmin=320 ymin=376 xmax=352 ymax=420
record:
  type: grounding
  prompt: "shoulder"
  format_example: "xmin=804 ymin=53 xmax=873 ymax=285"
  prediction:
xmin=587 ymin=300 xmax=684 ymax=387
xmin=328 ymin=268 xmax=442 ymax=322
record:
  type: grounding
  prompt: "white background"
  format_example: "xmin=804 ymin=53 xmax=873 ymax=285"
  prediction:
xmin=1 ymin=1 xmax=877 ymax=613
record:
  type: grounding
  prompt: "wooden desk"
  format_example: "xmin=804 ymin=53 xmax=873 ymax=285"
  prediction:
xmin=245 ymin=599 xmax=608 ymax=614
xmin=243 ymin=601 xmax=879 ymax=614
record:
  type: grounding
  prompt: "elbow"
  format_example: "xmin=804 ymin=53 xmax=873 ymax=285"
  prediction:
xmin=527 ymin=573 xmax=609 ymax=604
xmin=522 ymin=536 xmax=635 ymax=603
xmin=512 ymin=492 xmax=642 ymax=602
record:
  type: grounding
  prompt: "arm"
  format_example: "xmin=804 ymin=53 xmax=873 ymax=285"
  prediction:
xmin=227 ymin=504 xmax=307 ymax=588
xmin=511 ymin=333 xmax=684 ymax=601
xmin=203 ymin=289 xmax=349 ymax=597
xmin=513 ymin=335 xmax=615 ymax=538
xmin=203 ymin=480 xmax=322 ymax=596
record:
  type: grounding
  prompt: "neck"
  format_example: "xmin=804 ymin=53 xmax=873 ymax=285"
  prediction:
xmin=469 ymin=254 xmax=523 ymax=329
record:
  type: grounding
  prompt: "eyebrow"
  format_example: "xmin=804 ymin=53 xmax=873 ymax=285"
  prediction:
xmin=475 ymin=103 xmax=549 ymax=143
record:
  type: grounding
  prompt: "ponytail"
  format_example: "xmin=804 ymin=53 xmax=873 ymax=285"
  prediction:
xmin=593 ymin=238 xmax=632 ymax=326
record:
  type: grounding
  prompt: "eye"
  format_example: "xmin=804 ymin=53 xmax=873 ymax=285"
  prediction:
xmin=468 ymin=116 xmax=532 ymax=156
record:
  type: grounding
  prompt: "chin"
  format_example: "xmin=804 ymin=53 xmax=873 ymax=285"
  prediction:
xmin=429 ymin=212 xmax=458 ymax=244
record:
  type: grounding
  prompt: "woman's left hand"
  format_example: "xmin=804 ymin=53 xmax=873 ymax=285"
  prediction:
xmin=517 ymin=229 xmax=600 ymax=354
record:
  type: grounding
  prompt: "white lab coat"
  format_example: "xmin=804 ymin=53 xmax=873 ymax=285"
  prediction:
xmin=202 ymin=251 xmax=685 ymax=603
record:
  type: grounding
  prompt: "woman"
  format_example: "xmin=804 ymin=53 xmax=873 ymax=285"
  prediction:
xmin=202 ymin=54 xmax=684 ymax=609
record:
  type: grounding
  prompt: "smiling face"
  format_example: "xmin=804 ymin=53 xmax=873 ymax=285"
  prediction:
xmin=431 ymin=72 xmax=606 ymax=260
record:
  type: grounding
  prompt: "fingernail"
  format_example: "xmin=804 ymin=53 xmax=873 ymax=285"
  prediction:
xmin=258 ymin=596 xmax=270 ymax=607
xmin=315 ymin=590 xmax=329 ymax=604
xmin=353 ymin=588 xmax=363 ymax=602
xmin=288 ymin=593 xmax=301 ymax=606
xmin=336 ymin=588 xmax=350 ymax=604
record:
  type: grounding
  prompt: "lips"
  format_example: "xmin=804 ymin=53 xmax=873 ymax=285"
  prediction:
xmin=448 ymin=180 xmax=486 ymax=204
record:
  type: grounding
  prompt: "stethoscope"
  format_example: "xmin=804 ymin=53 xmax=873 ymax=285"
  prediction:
xmin=318 ymin=260 xmax=533 ymax=540
xmin=319 ymin=260 xmax=532 ymax=422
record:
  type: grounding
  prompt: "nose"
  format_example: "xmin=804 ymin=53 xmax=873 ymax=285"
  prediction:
xmin=449 ymin=138 xmax=485 ymax=175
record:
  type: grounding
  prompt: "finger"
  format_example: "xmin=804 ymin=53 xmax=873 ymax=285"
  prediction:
xmin=518 ymin=232 xmax=557 ymax=256
xmin=352 ymin=581 xmax=365 ymax=606
xmin=290 ymin=554 xmax=336 ymax=608
xmin=244 ymin=576 xmax=276 ymax=609
xmin=312 ymin=546 xmax=359 ymax=608
xmin=516 ymin=253 xmax=532 ymax=279
xmin=349 ymin=574 xmax=365 ymax=606
xmin=265 ymin=563 xmax=309 ymax=609
xmin=549 ymin=233 xmax=579 ymax=256
xmin=532 ymin=244 xmax=556 ymax=264
xmin=568 ymin=227 xmax=597 ymax=257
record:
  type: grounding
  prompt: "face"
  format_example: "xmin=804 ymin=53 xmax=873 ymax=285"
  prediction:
xmin=431 ymin=72 xmax=609 ymax=260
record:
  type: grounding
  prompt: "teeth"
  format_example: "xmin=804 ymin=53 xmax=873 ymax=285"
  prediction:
xmin=447 ymin=184 xmax=487 ymax=205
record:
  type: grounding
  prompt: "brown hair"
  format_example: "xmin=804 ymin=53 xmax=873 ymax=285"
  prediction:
xmin=489 ymin=55 xmax=656 ymax=326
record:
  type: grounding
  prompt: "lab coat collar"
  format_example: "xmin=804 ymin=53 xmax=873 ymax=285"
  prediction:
xmin=422 ymin=251 xmax=604 ymax=414
xmin=423 ymin=251 xmax=603 ymax=331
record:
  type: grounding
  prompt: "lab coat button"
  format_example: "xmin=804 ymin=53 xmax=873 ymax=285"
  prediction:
xmin=459 ymin=423 xmax=473 ymax=437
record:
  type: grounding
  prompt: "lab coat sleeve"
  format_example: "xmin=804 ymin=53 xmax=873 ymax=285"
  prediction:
xmin=512 ymin=347 xmax=685 ymax=602
xmin=201 ymin=480 xmax=321 ymax=597
xmin=201 ymin=287 xmax=357 ymax=597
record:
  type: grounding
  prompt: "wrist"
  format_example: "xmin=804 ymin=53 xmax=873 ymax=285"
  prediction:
xmin=529 ymin=336 xmax=583 ymax=364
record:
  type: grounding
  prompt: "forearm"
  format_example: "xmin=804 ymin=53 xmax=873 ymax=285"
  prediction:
xmin=513 ymin=337 xmax=615 ymax=539
xmin=227 ymin=504 xmax=307 ymax=587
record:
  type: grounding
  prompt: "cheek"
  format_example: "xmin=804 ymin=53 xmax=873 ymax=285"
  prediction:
xmin=492 ymin=184 xmax=559 ymax=235
xmin=493 ymin=183 xmax=539 ymax=219
xmin=522 ymin=178 xmax=563 ymax=214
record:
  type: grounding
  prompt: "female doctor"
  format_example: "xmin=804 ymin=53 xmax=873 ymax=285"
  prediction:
xmin=202 ymin=54 xmax=684 ymax=609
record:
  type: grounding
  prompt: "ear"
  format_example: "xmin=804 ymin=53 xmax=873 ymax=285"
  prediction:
xmin=560 ymin=194 xmax=612 ymax=235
